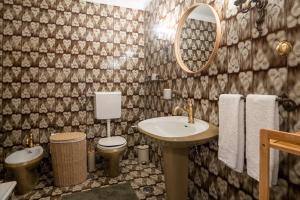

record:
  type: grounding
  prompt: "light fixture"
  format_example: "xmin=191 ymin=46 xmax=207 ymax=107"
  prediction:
xmin=234 ymin=0 xmax=267 ymax=34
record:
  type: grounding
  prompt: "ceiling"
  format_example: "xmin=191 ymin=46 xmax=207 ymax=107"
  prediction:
xmin=188 ymin=4 xmax=216 ymax=23
xmin=84 ymin=0 xmax=151 ymax=10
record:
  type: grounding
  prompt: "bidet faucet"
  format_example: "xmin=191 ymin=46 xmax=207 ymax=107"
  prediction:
xmin=26 ymin=133 xmax=34 ymax=148
xmin=173 ymin=99 xmax=194 ymax=123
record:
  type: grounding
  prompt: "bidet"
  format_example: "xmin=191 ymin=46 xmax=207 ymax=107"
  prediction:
xmin=5 ymin=146 xmax=44 ymax=194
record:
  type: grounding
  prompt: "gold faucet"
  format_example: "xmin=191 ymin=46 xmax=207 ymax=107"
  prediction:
xmin=173 ymin=100 xmax=194 ymax=123
xmin=26 ymin=133 xmax=34 ymax=148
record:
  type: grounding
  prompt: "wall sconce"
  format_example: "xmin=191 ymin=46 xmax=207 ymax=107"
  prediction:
xmin=234 ymin=0 xmax=267 ymax=34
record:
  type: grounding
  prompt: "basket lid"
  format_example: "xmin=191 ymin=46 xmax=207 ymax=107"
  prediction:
xmin=50 ymin=132 xmax=86 ymax=143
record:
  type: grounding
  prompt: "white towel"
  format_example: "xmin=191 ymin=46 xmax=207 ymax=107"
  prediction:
xmin=246 ymin=94 xmax=279 ymax=185
xmin=218 ymin=94 xmax=245 ymax=172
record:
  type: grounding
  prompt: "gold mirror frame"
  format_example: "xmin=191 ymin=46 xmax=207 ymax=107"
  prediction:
xmin=174 ymin=3 xmax=222 ymax=74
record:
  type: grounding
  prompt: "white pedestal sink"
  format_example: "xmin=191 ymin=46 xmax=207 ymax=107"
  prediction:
xmin=138 ymin=116 xmax=218 ymax=200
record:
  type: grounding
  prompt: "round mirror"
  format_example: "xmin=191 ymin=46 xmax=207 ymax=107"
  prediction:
xmin=175 ymin=3 xmax=222 ymax=73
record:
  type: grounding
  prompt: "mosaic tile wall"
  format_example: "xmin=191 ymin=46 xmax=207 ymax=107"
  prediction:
xmin=144 ymin=0 xmax=300 ymax=199
xmin=0 ymin=0 xmax=145 ymax=178
xmin=181 ymin=18 xmax=216 ymax=72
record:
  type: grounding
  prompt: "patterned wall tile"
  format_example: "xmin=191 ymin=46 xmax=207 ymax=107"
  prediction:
xmin=144 ymin=0 xmax=300 ymax=199
xmin=1 ymin=0 xmax=300 ymax=199
xmin=0 ymin=0 xmax=145 ymax=179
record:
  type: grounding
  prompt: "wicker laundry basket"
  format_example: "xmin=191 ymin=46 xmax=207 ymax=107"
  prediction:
xmin=50 ymin=132 xmax=87 ymax=187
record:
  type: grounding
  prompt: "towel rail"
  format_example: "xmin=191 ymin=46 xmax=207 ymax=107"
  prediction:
xmin=275 ymin=94 xmax=297 ymax=112
xmin=218 ymin=94 xmax=297 ymax=112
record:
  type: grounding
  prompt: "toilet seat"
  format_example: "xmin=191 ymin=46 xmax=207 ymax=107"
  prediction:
xmin=97 ymin=136 xmax=127 ymax=150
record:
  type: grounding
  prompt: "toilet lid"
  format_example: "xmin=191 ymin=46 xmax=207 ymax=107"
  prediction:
xmin=98 ymin=136 xmax=127 ymax=147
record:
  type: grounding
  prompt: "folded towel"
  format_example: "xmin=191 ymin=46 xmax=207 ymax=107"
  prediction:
xmin=218 ymin=94 xmax=245 ymax=172
xmin=246 ymin=94 xmax=279 ymax=185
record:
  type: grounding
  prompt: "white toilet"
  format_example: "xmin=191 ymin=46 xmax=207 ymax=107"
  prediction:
xmin=94 ymin=91 xmax=127 ymax=177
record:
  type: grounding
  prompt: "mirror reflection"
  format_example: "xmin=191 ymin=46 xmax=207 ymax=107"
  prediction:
xmin=176 ymin=4 xmax=220 ymax=73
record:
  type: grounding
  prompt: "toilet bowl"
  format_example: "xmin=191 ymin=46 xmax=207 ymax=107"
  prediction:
xmin=94 ymin=92 xmax=127 ymax=177
xmin=96 ymin=136 xmax=127 ymax=177
xmin=5 ymin=146 xmax=43 ymax=194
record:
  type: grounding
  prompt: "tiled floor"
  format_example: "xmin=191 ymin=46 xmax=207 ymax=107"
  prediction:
xmin=12 ymin=160 xmax=166 ymax=200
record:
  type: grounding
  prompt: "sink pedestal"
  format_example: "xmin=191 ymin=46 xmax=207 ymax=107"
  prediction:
xmin=163 ymin=146 xmax=188 ymax=200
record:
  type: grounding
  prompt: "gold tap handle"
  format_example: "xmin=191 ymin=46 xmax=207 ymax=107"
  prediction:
xmin=26 ymin=133 xmax=34 ymax=147
xmin=186 ymin=99 xmax=193 ymax=108
xmin=30 ymin=133 xmax=34 ymax=147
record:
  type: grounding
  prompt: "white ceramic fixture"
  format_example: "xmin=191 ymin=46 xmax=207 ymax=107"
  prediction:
xmin=138 ymin=116 xmax=209 ymax=138
xmin=0 ymin=181 xmax=17 ymax=200
xmin=138 ymin=116 xmax=218 ymax=200
xmin=5 ymin=146 xmax=44 ymax=194
xmin=97 ymin=136 xmax=127 ymax=149
xmin=94 ymin=91 xmax=121 ymax=120
xmin=94 ymin=91 xmax=127 ymax=177
xmin=5 ymin=146 xmax=44 ymax=165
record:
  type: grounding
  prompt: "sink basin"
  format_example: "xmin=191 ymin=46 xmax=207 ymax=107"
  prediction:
xmin=138 ymin=116 xmax=218 ymax=200
xmin=138 ymin=116 xmax=209 ymax=137
xmin=138 ymin=116 xmax=217 ymax=147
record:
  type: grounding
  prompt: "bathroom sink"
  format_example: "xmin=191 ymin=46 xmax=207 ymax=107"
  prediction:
xmin=138 ymin=116 xmax=218 ymax=200
xmin=138 ymin=116 xmax=218 ymax=147
xmin=5 ymin=146 xmax=43 ymax=167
